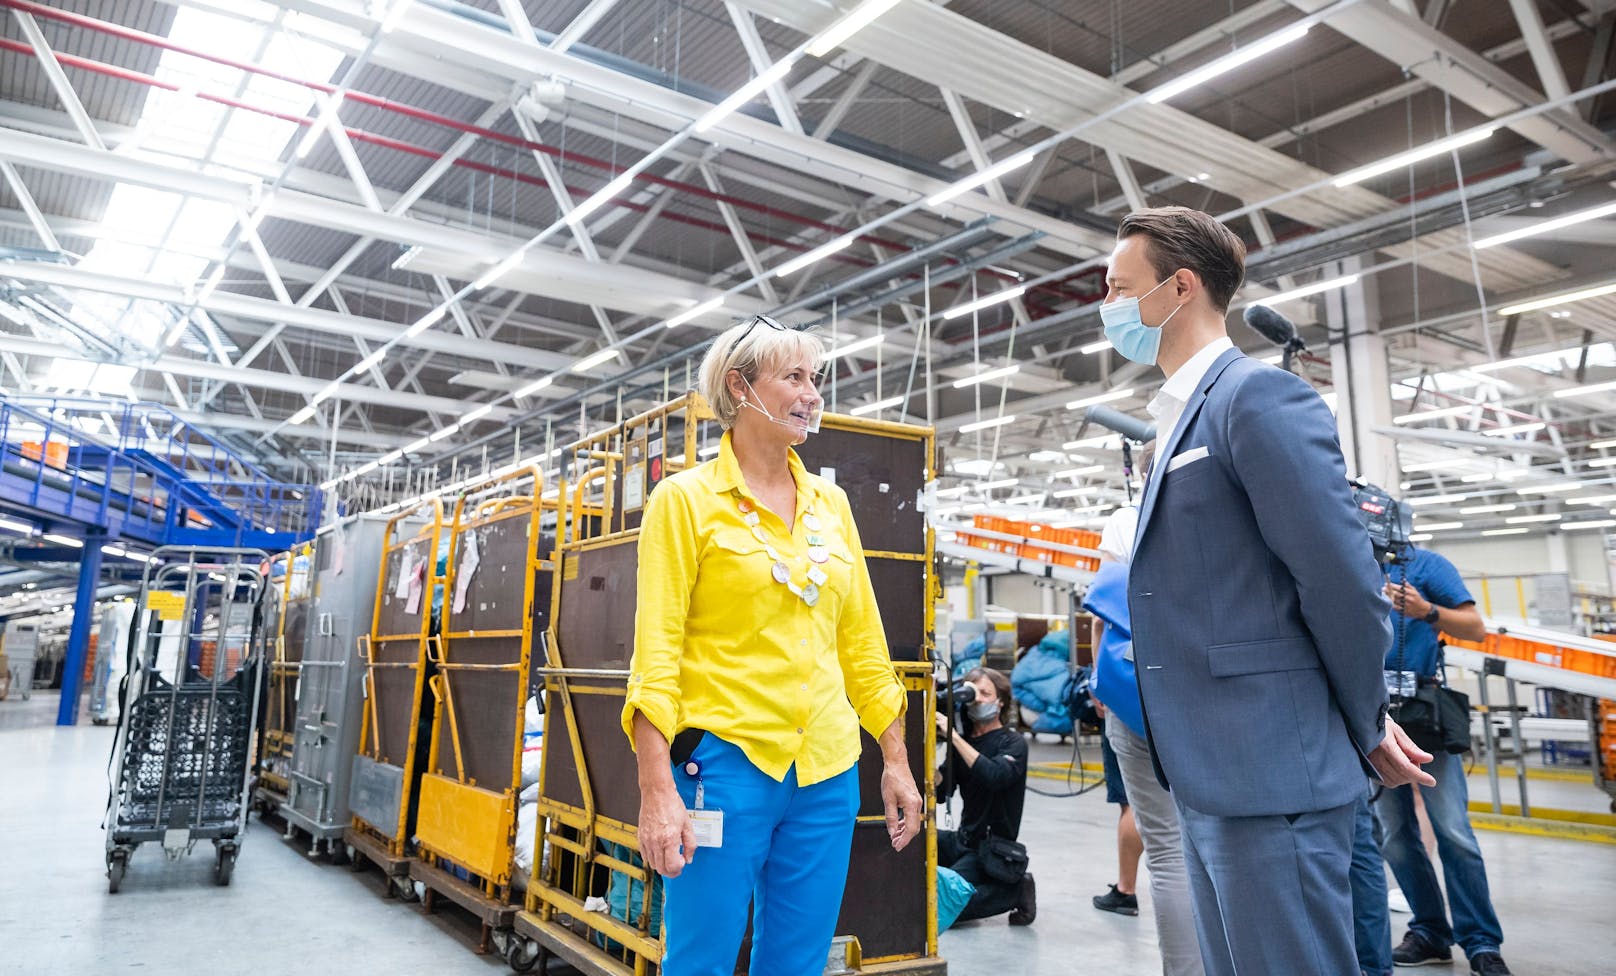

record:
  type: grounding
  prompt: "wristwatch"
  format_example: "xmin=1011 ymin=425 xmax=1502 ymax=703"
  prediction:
xmin=1422 ymin=606 xmax=1441 ymax=625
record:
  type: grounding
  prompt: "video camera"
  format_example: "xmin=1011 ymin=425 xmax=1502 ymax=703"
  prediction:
xmin=1349 ymin=479 xmax=1413 ymax=564
xmin=938 ymin=678 xmax=977 ymax=723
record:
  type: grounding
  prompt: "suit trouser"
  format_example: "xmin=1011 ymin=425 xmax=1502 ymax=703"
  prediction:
xmin=1178 ymin=798 xmax=1358 ymax=976
xmin=661 ymin=735 xmax=860 ymax=976
xmin=1105 ymin=713 xmax=1206 ymax=976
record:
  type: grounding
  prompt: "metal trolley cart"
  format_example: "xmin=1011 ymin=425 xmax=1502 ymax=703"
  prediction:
xmin=278 ymin=514 xmax=391 ymax=855
xmin=345 ymin=500 xmax=443 ymax=896
xmin=512 ymin=393 xmax=944 ymax=975
xmin=256 ymin=546 xmax=306 ymax=808
xmin=408 ymin=468 xmax=556 ymax=960
xmin=104 ymin=547 xmax=270 ymax=893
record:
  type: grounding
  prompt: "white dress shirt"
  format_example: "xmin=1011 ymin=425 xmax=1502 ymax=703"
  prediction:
xmin=1146 ymin=335 xmax=1234 ymax=463
xmin=1097 ymin=505 xmax=1138 ymax=564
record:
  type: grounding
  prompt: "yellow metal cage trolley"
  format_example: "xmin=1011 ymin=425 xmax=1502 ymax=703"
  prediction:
xmin=511 ymin=392 xmax=944 ymax=976
xmin=406 ymin=466 xmax=558 ymax=958
xmin=255 ymin=543 xmax=310 ymax=811
xmin=344 ymin=499 xmax=443 ymax=896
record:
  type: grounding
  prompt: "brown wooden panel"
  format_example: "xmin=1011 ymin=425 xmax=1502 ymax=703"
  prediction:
xmin=833 ymin=821 xmax=928 ymax=961
xmin=867 ymin=557 xmax=927 ymax=662
xmin=540 ymin=682 xmax=639 ymax=827
xmin=435 ymin=635 xmax=524 ymax=789
xmin=448 ymin=518 xmax=530 ymax=634
xmin=793 ymin=427 xmax=926 ymax=556
xmin=377 ymin=537 xmax=433 ymax=636
xmin=853 ymin=689 xmax=929 ymax=819
xmin=555 ymin=543 xmax=637 ymax=671
xmin=372 ymin=665 xmax=419 ymax=766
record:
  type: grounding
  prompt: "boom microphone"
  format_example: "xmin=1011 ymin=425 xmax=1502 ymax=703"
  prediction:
xmin=1242 ymin=303 xmax=1298 ymax=346
xmin=1086 ymin=404 xmax=1156 ymax=444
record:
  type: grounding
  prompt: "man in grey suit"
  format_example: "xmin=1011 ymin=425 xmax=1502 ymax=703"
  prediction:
xmin=1103 ymin=207 xmax=1435 ymax=976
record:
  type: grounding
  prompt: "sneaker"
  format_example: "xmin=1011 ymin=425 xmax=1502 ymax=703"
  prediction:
xmin=1467 ymin=952 xmax=1512 ymax=976
xmin=1091 ymin=883 xmax=1138 ymax=917
xmin=1008 ymin=873 xmax=1036 ymax=926
xmin=1392 ymin=931 xmax=1453 ymax=967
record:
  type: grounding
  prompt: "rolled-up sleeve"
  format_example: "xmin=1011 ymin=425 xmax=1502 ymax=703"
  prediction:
xmin=833 ymin=490 xmax=905 ymax=738
xmin=620 ymin=481 xmax=699 ymax=749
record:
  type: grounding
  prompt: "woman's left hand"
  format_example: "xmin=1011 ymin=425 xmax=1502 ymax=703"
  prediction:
xmin=881 ymin=760 xmax=923 ymax=852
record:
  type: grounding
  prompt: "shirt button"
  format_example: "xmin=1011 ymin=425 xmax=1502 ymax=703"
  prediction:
xmin=800 ymin=639 xmax=807 ymax=646
xmin=801 ymin=683 xmax=808 ymax=691
xmin=796 ymin=728 xmax=804 ymax=734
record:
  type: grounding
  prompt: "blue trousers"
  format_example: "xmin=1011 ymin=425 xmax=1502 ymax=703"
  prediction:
xmin=1374 ymin=750 xmax=1504 ymax=957
xmin=662 ymin=735 xmax=860 ymax=976
xmin=1178 ymin=799 xmax=1357 ymax=976
xmin=1349 ymin=791 xmax=1392 ymax=976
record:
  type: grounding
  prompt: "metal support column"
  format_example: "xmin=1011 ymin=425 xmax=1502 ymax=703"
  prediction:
xmin=1477 ymin=662 xmax=1502 ymax=814
xmin=1505 ymin=677 xmax=1531 ymax=817
xmin=56 ymin=527 xmax=106 ymax=726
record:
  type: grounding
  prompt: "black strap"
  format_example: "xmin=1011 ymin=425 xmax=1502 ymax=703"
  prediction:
xmin=670 ymin=728 xmax=706 ymax=766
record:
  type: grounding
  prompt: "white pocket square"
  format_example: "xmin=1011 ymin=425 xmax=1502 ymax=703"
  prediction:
xmin=1166 ymin=446 xmax=1210 ymax=473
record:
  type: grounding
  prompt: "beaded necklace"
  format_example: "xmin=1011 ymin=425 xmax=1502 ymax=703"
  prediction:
xmin=734 ymin=491 xmax=833 ymax=607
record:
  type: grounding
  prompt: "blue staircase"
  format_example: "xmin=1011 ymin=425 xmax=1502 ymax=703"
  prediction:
xmin=0 ymin=395 xmax=321 ymax=551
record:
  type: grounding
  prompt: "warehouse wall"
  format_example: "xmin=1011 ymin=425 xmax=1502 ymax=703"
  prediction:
xmin=1427 ymin=531 xmax=1612 ymax=596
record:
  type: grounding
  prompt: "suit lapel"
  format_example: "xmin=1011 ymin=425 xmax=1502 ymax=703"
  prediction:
xmin=1134 ymin=348 xmax=1245 ymax=552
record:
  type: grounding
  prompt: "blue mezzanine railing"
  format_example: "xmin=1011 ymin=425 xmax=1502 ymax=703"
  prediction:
xmin=0 ymin=395 xmax=321 ymax=549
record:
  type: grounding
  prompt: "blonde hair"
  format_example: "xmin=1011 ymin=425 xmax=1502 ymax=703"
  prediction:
xmin=699 ymin=317 xmax=825 ymax=429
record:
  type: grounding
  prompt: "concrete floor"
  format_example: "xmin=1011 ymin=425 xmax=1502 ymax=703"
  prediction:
xmin=3 ymin=693 xmax=1613 ymax=975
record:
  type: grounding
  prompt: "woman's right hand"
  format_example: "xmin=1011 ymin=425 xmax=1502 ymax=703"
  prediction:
xmin=638 ymin=782 xmax=696 ymax=878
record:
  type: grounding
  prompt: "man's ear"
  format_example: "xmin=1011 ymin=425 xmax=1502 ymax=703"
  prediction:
xmin=1174 ymin=267 xmax=1200 ymax=302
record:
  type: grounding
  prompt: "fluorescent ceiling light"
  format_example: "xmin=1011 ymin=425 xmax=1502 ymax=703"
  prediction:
xmin=1588 ymin=439 xmax=1616 ymax=451
xmin=775 ymin=235 xmax=854 ymax=277
xmin=959 ymin=415 xmax=1016 ymax=434
xmin=665 ymin=296 xmax=725 ymax=329
xmin=850 ymin=395 xmax=904 ymax=417
xmin=977 ymin=478 xmax=1018 ymax=491
xmin=1474 ymin=200 xmax=1616 ymax=249
xmin=1259 ymin=353 xmax=1283 ymax=365
xmin=43 ymin=533 xmax=83 ymax=547
xmin=1554 ymin=379 xmax=1616 ymax=399
xmin=1564 ymin=519 xmax=1616 ymax=530
xmin=1409 ymin=494 xmax=1467 ymax=506
xmin=831 ymin=334 xmax=885 ymax=357
xmin=1483 ymin=421 xmax=1546 ymax=437
xmin=403 ymin=436 xmax=431 ymax=454
xmin=427 ymin=423 xmax=460 ymax=443
xmin=377 ymin=449 xmax=404 ymax=465
xmin=943 ymin=285 xmax=1027 ymax=320
xmin=1590 ymin=457 xmax=1616 ymax=468
xmin=1145 ymin=23 xmax=1311 ymax=104
xmin=391 ymin=245 xmax=422 ymax=270
xmin=1483 ymin=527 xmax=1530 ymax=536
xmin=287 ymin=404 xmax=317 ymax=426
xmin=354 ymin=349 xmax=387 ymax=373
xmin=927 ymin=149 xmax=1036 ymax=207
xmin=1064 ymin=434 xmax=1121 ymax=450
xmin=695 ymin=57 xmax=798 ymax=132
xmin=1401 ymin=457 xmax=1473 ymax=472
xmin=1394 ymin=406 xmax=1472 ymax=425
xmin=806 ymin=0 xmax=905 ymax=57
xmin=379 ymin=0 xmax=412 ymax=33
xmin=1054 ymin=465 xmax=1105 ymax=478
xmin=462 ymin=404 xmax=494 ymax=424
xmin=935 ymin=486 xmax=972 ymax=498
xmin=1501 ymin=281 xmax=1616 ymax=318
xmin=566 ymin=172 xmax=635 ymax=226
xmin=572 ymin=348 xmax=619 ymax=372
xmin=403 ymin=306 xmax=446 ymax=338
xmin=1570 ymin=493 xmax=1616 ymax=504
xmin=1408 ymin=533 xmax=1434 ymax=542
xmin=1459 ymin=504 xmax=1515 ymax=514
xmin=1416 ymin=522 xmax=1463 ymax=531
xmin=953 ymin=364 xmax=1021 ymax=388
xmin=1516 ymin=482 xmax=1586 ymax=494
xmin=0 ymin=517 xmax=35 ymax=535
xmin=1080 ymin=339 xmax=1113 ymax=355
xmin=1506 ymin=513 xmax=1562 ymax=524
xmin=514 ymin=376 xmax=554 ymax=399
xmin=1067 ymin=387 xmax=1134 ymax=410
xmin=1333 ymin=128 xmax=1495 ymax=187
xmin=473 ymin=251 xmax=524 ymax=291
xmin=1252 ymin=274 xmax=1360 ymax=307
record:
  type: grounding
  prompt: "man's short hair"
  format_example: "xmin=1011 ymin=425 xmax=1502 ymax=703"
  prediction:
xmin=1117 ymin=206 xmax=1247 ymax=313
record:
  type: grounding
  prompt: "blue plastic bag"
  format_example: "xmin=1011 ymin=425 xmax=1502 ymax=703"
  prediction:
xmin=937 ymin=865 xmax=977 ymax=931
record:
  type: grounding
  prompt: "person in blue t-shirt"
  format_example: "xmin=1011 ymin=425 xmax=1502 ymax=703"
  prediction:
xmin=1373 ymin=546 xmax=1510 ymax=976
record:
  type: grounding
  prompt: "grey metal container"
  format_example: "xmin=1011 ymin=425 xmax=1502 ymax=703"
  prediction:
xmin=279 ymin=513 xmax=389 ymax=850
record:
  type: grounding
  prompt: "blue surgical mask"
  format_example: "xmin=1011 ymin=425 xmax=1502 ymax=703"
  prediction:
xmin=1100 ymin=276 xmax=1184 ymax=366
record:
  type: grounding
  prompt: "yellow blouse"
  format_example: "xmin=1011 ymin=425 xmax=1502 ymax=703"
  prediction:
xmin=621 ymin=431 xmax=905 ymax=785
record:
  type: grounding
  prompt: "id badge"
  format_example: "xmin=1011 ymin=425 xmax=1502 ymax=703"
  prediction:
xmin=688 ymin=808 xmax=724 ymax=849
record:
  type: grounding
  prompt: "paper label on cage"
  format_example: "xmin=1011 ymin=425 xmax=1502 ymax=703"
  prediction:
xmin=394 ymin=550 xmax=415 ymax=599
xmin=406 ymin=572 xmax=423 ymax=615
xmin=624 ymin=462 xmax=646 ymax=511
xmin=146 ymin=591 xmax=186 ymax=621
xmin=819 ymin=467 xmax=836 ymax=485
xmin=453 ymin=532 xmax=480 ymax=614
xmin=688 ymin=808 xmax=723 ymax=849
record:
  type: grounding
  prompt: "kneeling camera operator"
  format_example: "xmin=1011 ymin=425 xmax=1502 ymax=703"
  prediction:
xmin=936 ymin=667 xmax=1035 ymax=925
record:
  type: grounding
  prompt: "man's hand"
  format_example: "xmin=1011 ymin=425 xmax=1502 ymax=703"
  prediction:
xmin=638 ymin=783 xmax=696 ymax=878
xmin=1383 ymin=581 xmax=1432 ymax=619
xmin=1368 ymin=717 xmax=1436 ymax=788
xmin=934 ymin=711 xmax=950 ymax=739
xmin=881 ymin=760 xmax=923 ymax=852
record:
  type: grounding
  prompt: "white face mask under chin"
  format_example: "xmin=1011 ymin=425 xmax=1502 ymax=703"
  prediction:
xmin=741 ymin=378 xmax=823 ymax=435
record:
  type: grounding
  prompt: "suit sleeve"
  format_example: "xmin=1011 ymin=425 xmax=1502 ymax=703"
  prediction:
xmin=1223 ymin=366 xmax=1391 ymax=759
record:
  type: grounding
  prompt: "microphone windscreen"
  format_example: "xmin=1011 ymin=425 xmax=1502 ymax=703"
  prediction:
xmin=1243 ymin=303 xmax=1298 ymax=347
xmin=1086 ymin=404 xmax=1156 ymax=444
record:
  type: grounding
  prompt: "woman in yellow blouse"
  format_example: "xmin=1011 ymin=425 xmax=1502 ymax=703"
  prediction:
xmin=622 ymin=314 xmax=921 ymax=976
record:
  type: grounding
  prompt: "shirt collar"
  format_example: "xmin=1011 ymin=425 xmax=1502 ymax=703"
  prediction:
xmin=1158 ymin=335 xmax=1234 ymax=406
xmin=710 ymin=429 xmax=818 ymax=505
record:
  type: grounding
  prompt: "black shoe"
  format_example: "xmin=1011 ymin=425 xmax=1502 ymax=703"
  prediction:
xmin=1008 ymin=872 xmax=1036 ymax=926
xmin=1393 ymin=931 xmax=1453 ymax=967
xmin=1091 ymin=883 xmax=1138 ymax=917
xmin=1467 ymin=952 xmax=1512 ymax=976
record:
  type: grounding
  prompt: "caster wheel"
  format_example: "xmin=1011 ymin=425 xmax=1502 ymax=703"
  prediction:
xmin=506 ymin=937 xmax=543 ymax=973
xmin=329 ymin=841 xmax=350 ymax=866
xmin=345 ymin=844 xmax=364 ymax=872
xmin=214 ymin=847 xmax=236 ymax=886
xmin=392 ymin=875 xmax=419 ymax=901
xmin=107 ymin=852 xmax=128 ymax=894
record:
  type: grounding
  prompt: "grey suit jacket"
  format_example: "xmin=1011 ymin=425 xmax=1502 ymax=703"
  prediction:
xmin=1128 ymin=347 xmax=1391 ymax=818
